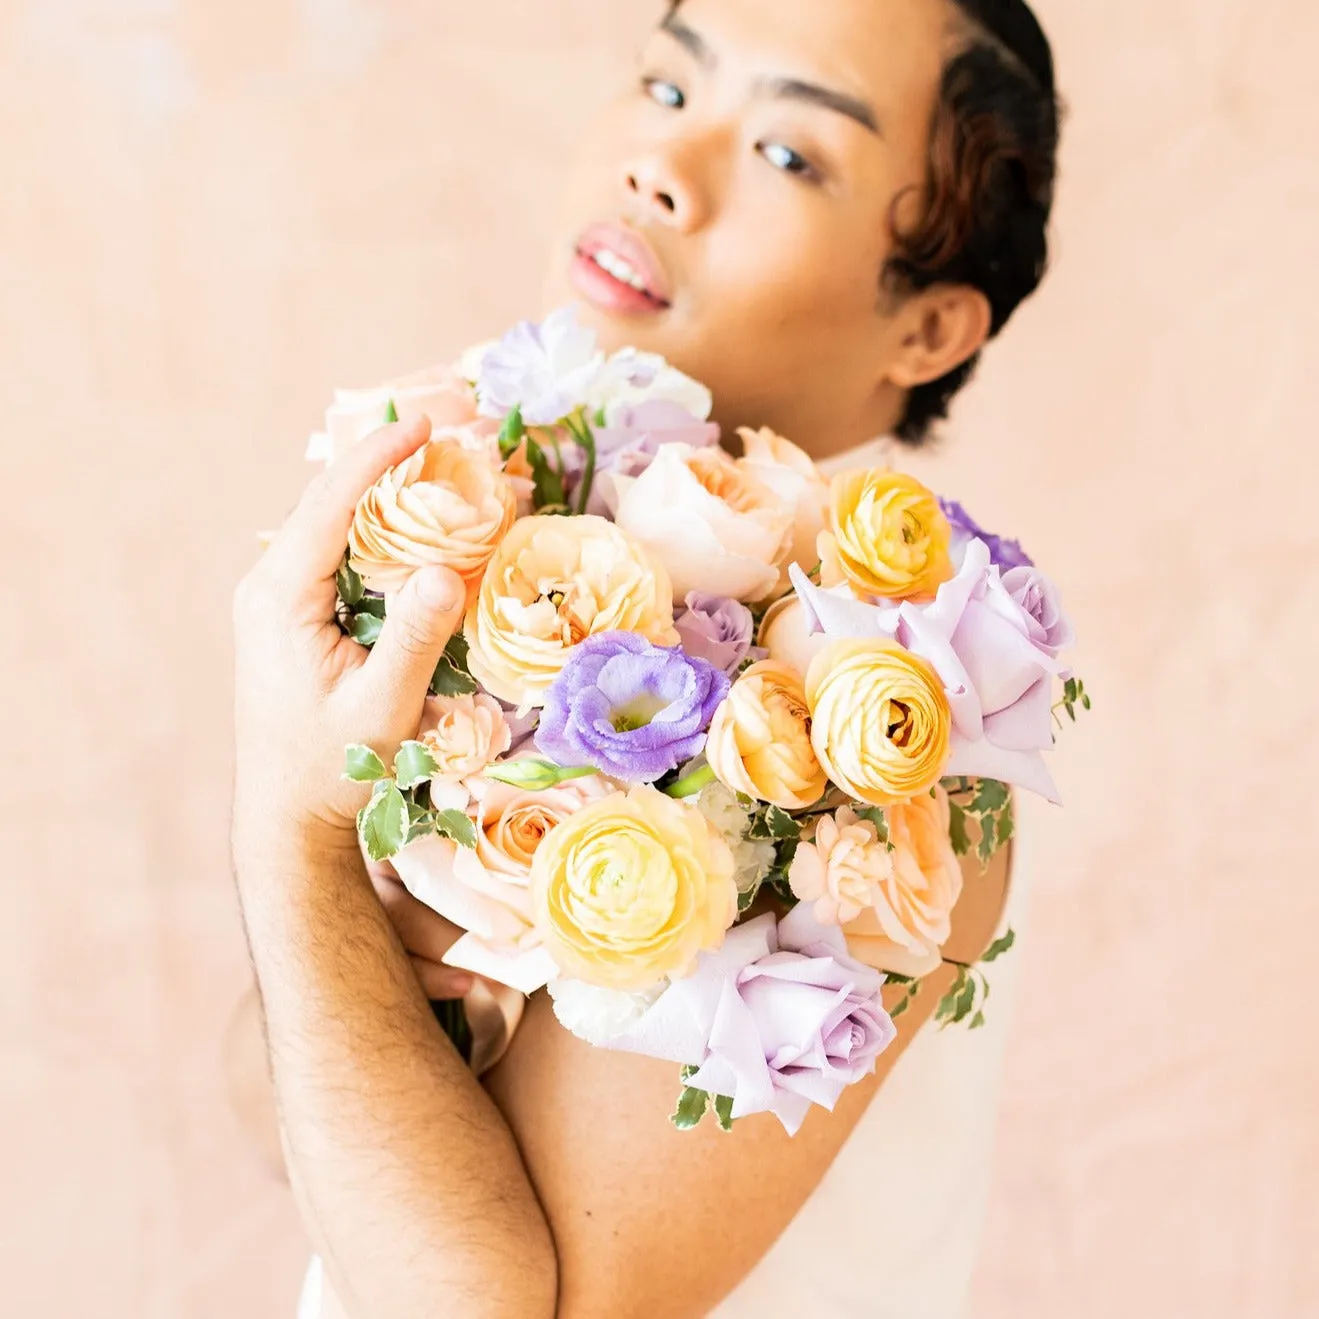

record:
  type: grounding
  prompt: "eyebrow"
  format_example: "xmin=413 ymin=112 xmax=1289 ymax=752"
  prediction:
xmin=659 ymin=14 xmax=883 ymax=138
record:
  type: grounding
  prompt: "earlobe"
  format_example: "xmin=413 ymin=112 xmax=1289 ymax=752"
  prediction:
xmin=885 ymin=288 xmax=993 ymax=389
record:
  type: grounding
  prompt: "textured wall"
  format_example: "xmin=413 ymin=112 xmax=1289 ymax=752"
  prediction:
xmin=2 ymin=1 xmax=1316 ymax=1315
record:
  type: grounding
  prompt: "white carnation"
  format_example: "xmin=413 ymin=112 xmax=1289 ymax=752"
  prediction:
xmin=548 ymin=978 xmax=665 ymax=1046
xmin=698 ymin=782 xmax=776 ymax=895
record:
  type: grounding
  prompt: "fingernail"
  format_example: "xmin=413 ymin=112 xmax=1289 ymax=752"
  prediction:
xmin=447 ymin=974 xmax=474 ymax=997
xmin=415 ymin=567 xmax=461 ymax=612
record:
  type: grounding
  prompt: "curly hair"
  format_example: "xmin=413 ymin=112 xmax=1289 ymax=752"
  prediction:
xmin=664 ymin=0 xmax=1061 ymax=444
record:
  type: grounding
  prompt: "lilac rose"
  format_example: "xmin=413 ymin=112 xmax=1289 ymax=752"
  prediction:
xmin=1002 ymin=566 xmax=1076 ymax=658
xmin=673 ymin=592 xmax=764 ymax=675
xmin=609 ymin=904 xmax=897 ymax=1136
xmin=536 ymin=631 xmax=730 ymax=783
xmin=940 ymin=498 xmax=1033 ymax=571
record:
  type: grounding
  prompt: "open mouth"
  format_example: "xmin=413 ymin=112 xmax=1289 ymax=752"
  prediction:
xmin=571 ymin=223 xmax=673 ymax=314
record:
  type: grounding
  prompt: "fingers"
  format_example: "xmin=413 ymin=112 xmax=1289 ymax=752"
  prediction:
xmin=264 ymin=416 xmax=434 ymax=590
xmin=411 ymin=956 xmax=475 ymax=1001
xmin=359 ymin=565 xmax=466 ymax=704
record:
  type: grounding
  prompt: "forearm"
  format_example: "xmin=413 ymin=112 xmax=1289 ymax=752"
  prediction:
xmin=234 ymin=831 xmax=557 ymax=1319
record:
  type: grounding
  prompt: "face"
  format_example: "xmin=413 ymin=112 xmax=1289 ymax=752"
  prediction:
xmin=542 ymin=0 xmax=964 ymax=457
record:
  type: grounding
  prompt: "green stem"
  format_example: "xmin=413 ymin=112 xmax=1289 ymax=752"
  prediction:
xmin=569 ymin=413 xmax=598 ymax=515
xmin=664 ymin=764 xmax=716 ymax=800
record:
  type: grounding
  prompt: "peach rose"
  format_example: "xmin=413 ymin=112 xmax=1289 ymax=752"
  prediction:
xmin=805 ymin=639 xmax=951 ymax=807
xmin=463 ymin=514 xmax=679 ymax=708
xmin=706 ymin=661 xmax=828 ymax=810
xmin=307 ymin=363 xmax=481 ymax=465
xmin=602 ymin=442 xmax=793 ymax=602
xmin=737 ymin=427 xmax=830 ymax=589
xmin=842 ymin=788 xmax=964 ymax=977
xmin=757 ymin=594 xmax=832 ymax=675
xmin=418 ymin=693 xmax=512 ymax=791
xmin=531 ymin=787 xmax=738 ymax=991
xmin=391 ymin=766 xmax=615 ymax=996
xmin=347 ymin=438 xmax=517 ymax=597
xmin=788 ymin=806 xmax=894 ymax=925
xmin=819 ymin=468 xmax=954 ymax=602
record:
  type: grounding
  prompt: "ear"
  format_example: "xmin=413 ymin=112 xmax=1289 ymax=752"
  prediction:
xmin=883 ymin=286 xmax=993 ymax=389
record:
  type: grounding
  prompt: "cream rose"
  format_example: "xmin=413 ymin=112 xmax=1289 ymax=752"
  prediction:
xmin=737 ymin=427 xmax=830 ymax=589
xmin=463 ymin=514 xmax=679 ymax=708
xmin=806 ymin=639 xmax=952 ymax=807
xmin=602 ymin=443 xmax=793 ymax=602
xmin=842 ymin=788 xmax=964 ymax=977
xmin=307 ymin=363 xmax=482 ymax=465
xmin=347 ymin=438 xmax=517 ymax=597
xmin=788 ymin=806 xmax=894 ymax=925
xmin=705 ymin=661 xmax=828 ymax=810
xmin=531 ymin=787 xmax=737 ymax=990
xmin=757 ymin=594 xmax=833 ymax=675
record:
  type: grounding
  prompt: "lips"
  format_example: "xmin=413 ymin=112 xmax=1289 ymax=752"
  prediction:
xmin=574 ymin=222 xmax=673 ymax=308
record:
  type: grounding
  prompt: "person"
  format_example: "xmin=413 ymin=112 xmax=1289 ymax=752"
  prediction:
xmin=228 ymin=0 xmax=1060 ymax=1314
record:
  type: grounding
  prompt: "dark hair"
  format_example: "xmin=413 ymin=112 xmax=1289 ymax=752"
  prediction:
xmin=664 ymin=0 xmax=1060 ymax=444
xmin=886 ymin=0 xmax=1060 ymax=442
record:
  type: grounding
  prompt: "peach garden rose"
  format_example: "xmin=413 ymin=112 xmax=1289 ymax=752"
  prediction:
xmin=347 ymin=437 xmax=517 ymax=597
xmin=463 ymin=514 xmax=679 ymax=709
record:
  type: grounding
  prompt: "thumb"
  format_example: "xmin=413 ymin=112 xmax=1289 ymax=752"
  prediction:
xmin=365 ymin=566 xmax=466 ymax=701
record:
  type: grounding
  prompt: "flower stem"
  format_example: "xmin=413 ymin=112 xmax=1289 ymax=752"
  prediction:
xmin=569 ymin=412 xmax=597 ymax=515
xmin=664 ymin=764 xmax=716 ymax=800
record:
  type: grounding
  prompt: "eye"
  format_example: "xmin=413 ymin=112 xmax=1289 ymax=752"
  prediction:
xmin=758 ymin=141 xmax=818 ymax=181
xmin=643 ymin=77 xmax=685 ymax=110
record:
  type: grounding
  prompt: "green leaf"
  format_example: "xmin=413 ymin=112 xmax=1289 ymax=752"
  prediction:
xmin=394 ymin=740 xmax=440 ymax=791
xmin=671 ymin=1085 xmax=710 ymax=1131
xmin=357 ymin=784 xmax=409 ymax=862
xmin=854 ymin=806 xmax=891 ymax=844
xmin=430 ymin=657 xmax=479 ymax=697
xmin=524 ymin=435 xmax=566 ymax=510
xmin=354 ymin=593 xmax=388 ymax=619
xmin=996 ymin=803 xmax=1016 ymax=848
xmin=763 ymin=805 xmax=799 ymax=840
xmin=343 ymin=744 xmax=388 ymax=782
xmin=712 ymin=1093 xmax=735 ymax=1133
xmin=981 ymin=928 xmax=1017 ymax=963
xmin=935 ymin=969 xmax=966 ymax=1025
xmin=433 ymin=809 xmax=478 ymax=850
xmin=737 ymin=882 xmax=763 ymax=915
xmin=405 ymin=801 xmax=435 ymax=845
xmin=349 ymin=612 xmax=383 ymax=646
xmin=1081 ymin=693 xmax=1092 ymax=711
xmin=948 ymin=800 xmax=972 ymax=857
xmin=970 ymin=779 xmax=1010 ymax=815
xmin=969 ymin=1011 xmax=986 ymax=1030
xmin=498 ymin=405 xmax=525 ymax=459
xmin=952 ymin=975 xmax=978 ymax=1023
xmin=384 ymin=398 xmax=399 ymax=424
xmin=336 ymin=559 xmax=364 ymax=608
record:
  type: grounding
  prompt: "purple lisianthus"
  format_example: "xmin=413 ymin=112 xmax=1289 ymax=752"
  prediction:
xmin=536 ymin=632 xmax=730 ymax=783
xmin=476 ymin=307 xmax=603 ymax=425
xmin=608 ymin=904 xmax=897 ymax=1136
xmin=577 ymin=399 xmax=720 ymax=516
xmin=940 ymin=497 xmax=1034 ymax=571
xmin=673 ymin=592 xmax=764 ymax=675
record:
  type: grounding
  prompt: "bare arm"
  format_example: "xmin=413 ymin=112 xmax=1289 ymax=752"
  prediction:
xmin=230 ymin=418 xmax=556 ymax=1318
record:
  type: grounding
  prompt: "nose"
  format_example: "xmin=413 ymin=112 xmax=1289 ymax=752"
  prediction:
xmin=622 ymin=148 xmax=707 ymax=231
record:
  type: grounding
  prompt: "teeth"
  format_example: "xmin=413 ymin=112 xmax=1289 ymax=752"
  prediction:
xmin=590 ymin=247 xmax=649 ymax=293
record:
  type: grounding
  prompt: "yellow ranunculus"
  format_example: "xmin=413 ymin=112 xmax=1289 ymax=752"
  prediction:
xmin=819 ymin=468 xmax=953 ymax=602
xmin=463 ymin=515 xmax=679 ymax=708
xmin=805 ymin=640 xmax=951 ymax=807
xmin=531 ymin=787 xmax=737 ymax=991
xmin=705 ymin=661 xmax=828 ymax=810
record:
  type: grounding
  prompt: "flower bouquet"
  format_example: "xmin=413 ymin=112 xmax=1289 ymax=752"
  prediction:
xmin=312 ymin=308 xmax=1086 ymax=1136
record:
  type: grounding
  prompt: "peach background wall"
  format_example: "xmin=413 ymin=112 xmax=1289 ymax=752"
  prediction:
xmin=2 ymin=1 xmax=1317 ymax=1315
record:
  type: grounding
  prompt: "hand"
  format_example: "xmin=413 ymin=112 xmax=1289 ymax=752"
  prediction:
xmin=232 ymin=417 xmax=465 ymax=862
xmin=368 ymin=860 xmax=475 ymax=1000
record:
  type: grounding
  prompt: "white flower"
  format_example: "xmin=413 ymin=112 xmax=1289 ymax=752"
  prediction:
xmin=589 ymin=348 xmax=713 ymax=423
xmin=548 ymin=978 xmax=666 ymax=1046
xmin=697 ymin=782 xmax=777 ymax=896
xmin=476 ymin=307 xmax=605 ymax=425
